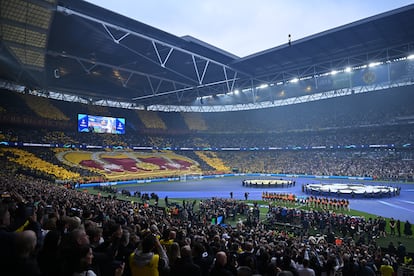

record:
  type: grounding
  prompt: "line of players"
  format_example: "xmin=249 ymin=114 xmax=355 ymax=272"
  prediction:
xmin=242 ymin=179 xmax=295 ymax=187
xmin=262 ymin=192 xmax=350 ymax=211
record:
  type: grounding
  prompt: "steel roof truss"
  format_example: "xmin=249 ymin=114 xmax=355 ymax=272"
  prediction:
xmin=48 ymin=51 xmax=191 ymax=89
xmin=102 ymin=24 xmax=130 ymax=44
xmin=192 ymin=55 xmax=209 ymax=85
xmin=116 ymin=42 xmax=198 ymax=85
xmin=252 ymin=43 xmax=413 ymax=85
xmin=57 ymin=6 xmax=246 ymax=76
xmin=152 ymin=41 xmax=174 ymax=68
xmin=146 ymin=75 xmax=163 ymax=95
xmin=175 ymin=90 xmax=185 ymax=103
xmin=56 ymin=6 xmax=259 ymax=101
xmin=222 ymin=67 xmax=238 ymax=93
xmin=76 ymin=58 xmax=97 ymax=74
xmin=121 ymin=72 xmax=133 ymax=87
xmin=132 ymin=77 xmax=239 ymax=101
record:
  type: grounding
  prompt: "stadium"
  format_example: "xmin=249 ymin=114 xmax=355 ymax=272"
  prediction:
xmin=1 ymin=1 xmax=414 ymax=275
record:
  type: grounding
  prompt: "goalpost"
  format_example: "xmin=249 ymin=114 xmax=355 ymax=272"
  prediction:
xmin=180 ymin=173 xmax=203 ymax=182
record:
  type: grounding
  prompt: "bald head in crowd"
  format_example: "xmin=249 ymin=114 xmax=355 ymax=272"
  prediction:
xmin=16 ymin=230 xmax=37 ymax=257
xmin=181 ymin=245 xmax=192 ymax=258
xmin=216 ymin=251 xmax=228 ymax=266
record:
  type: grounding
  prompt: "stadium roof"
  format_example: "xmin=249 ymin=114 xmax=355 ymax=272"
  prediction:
xmin=1 ymin=0 xmax=414 ymax=110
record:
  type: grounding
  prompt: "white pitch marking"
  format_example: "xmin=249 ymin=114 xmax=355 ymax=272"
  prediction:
xmin=378 ymin=201 xmax=414 ymax=212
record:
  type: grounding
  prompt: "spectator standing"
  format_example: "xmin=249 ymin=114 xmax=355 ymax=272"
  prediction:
xmin=379 ymin=259 xmax=394 ymax=276
xmin=37 ymin=230 xmax=62 ymax=276
xmin=358 ymin=259 xmax=375 ymax=276
xmin=13 ymin=230 xmax=41 ymax=276
xmin=389 ymin=218 xmax=396 ymax=236
xmin=170 ymin=245 xmax=201 ymax=276
xmin=297 ymin=259 xmax=315 ymax=276
xmin=209 ymin=251 xmax=235 ymax=276
xmin=129 ymin=234 xmax=169 ymax=276
xmin=397 ymin=220 xmax=401 ymax=237
xmin=0 ymin=201 xmax=17 ymax=276
xmin=403 ymin=220 xmax=412 ymax=237
xmin=71 ymin=245 xmax=97 ymax=276
xmin=397 ymin=242 xmax=406 ymax=264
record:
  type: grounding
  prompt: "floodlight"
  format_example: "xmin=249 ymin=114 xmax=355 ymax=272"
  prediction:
xmin=368 ymin=62 xmax=381 ymax=67
xmin=290 ymin=78 xmax=299 ymax=83
xmin=407 ymin=54 xmax=414 ymax=60
xmin=345 ymin=67 xmax=352 ymax=73
xmin=330 ymin=70 xmax=338 ymax=75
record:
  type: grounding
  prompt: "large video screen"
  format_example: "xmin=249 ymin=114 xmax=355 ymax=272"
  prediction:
xmin=78 ymin=114 xmax=125 ymax=134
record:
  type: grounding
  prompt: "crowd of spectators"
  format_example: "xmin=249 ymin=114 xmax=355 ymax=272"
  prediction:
xmin=4 ymin=85 xmax=414 ymax=134
xmin=2 ymin=124 xmax=413 ymax=150
xmin=1 ymin=131 xmax=413 ymax=182
xmin=2 ymin=85 xmax=414 ymax=149
xmin=217 ymin=150 xmax=414 ymax=182
xmin=1 ymin=170 xmax=413 ymax=276
xmin=2 ymin=85 xmax=414 ymax=184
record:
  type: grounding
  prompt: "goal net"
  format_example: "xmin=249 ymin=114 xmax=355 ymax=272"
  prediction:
xmin=179 ymin=173 xmax=203 ymax=182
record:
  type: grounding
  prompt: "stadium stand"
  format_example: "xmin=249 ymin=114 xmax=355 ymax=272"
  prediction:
xmin=194 ymin=151 xmax=230 ymax=173
xmin=22 ymin=94 xmax=69 ymax=121
xmin=136 ymin=110 xmax=167 ymax=130
xmin=181 ymin=112 xmax=208 ymax=131
xmin=1 ymin=87 xmax=414 ymax=182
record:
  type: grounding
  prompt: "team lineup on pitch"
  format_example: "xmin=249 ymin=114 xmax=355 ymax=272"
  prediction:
xmin=119 ymin=176 xmax=414 ymax=222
